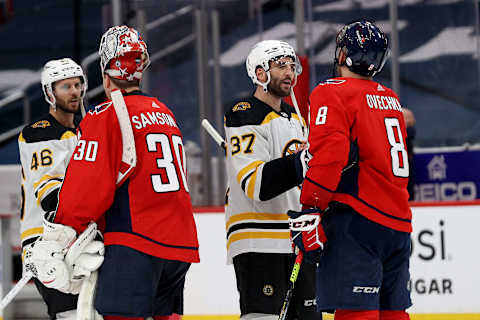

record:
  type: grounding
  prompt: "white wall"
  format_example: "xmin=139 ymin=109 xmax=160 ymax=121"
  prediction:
xmin=185 ymin=204 xmax=480 ymax=315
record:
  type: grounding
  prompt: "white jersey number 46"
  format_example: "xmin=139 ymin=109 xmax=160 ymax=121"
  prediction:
xmin=384 ymin=118 xmax=409 ymax=178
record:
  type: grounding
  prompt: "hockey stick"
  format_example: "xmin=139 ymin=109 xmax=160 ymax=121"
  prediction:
xmin=0 ymin=272 xmax=32 ymax=310
xmin=278 ymin=251 xmax=304 ymax=320
xmin=111 ymin=89 xmax=137 ymax=183
xmin=201 ymin=119 xmax=226 ymax=150
xmin=0 ymin=222 xmax=99 ymax=311
xmin=290 ymin=90 xmax=308 ymax=140
xmin=76 ymin=90 xmax=137 ymax=320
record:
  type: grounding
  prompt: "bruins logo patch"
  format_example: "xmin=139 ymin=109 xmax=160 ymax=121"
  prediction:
xmin=31 ymin=120 xmax=51 ymax=128
xmin=232 ymin=101 xmax=251 ymax=112
xmin=262 ymin=284 xmax=274 ymax=296
xmin=282 ymin=139 xmax=303 ymax=157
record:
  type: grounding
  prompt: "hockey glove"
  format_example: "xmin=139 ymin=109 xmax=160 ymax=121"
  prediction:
xmin=23 ymin=218 xmax=80 ymax=294
xmin=288 ymin=208 xmax=327 ymax=264
xmin=294 ymin=148 xmax=312 ymax=184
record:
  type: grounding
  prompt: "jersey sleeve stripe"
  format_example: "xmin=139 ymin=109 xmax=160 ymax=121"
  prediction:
xmin=226 ymin=212 xmax=289 ymax=230
xmin=35 ymin=181 xmax=61 ymax=205
xmin=20 ymin=227 xmax=44 ymax=241
xmin=226 ymin=231 xmax=290 ymax=250
xmin=246 ymin=169 xmax=258 ymax=199
xmin=33 ymin=174 xmax=64 ymax=189
xmin=305 ymin=176 xmax=336 ymax=193
xmin=236 ymin=160 xmax=263 ymax=184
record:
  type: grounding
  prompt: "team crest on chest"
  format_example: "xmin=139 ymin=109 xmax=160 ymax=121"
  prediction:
xmin=282 ymin=139 xmax=303 ymax=157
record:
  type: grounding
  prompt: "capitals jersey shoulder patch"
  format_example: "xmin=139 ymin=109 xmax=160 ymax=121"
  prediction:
xmin=89 ymin=101 xmax=113 ymax=116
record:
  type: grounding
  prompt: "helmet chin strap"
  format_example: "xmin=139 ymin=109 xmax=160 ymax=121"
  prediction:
xmin=255 ymin=71 xmax=271 ymax=92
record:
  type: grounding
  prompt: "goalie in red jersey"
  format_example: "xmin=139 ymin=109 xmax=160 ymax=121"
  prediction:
xmin=25 ymin=26 xmax=199 ymax=320
xmin=288 ymin=20 xmax=412 ymax=320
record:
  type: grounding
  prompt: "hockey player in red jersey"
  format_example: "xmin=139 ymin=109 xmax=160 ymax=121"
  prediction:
xmin=26 ymin=26 xmax=199 ymax=320
xmin=288 ymin=20 xmax=412 ymax=320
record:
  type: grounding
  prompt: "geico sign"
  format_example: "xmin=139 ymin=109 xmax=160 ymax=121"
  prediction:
xmin=411 ymin=220 xmax=447 ymax=261
xmin=415 ymin=182 xmax=476 ymax=201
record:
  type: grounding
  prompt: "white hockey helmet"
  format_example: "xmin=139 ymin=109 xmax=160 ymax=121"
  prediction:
xmin=41 ymin=58 xmax=87 ymax=107
xmin=99 ymin=25 xmax=150 ymax=81
xmin=246 ymin=40 xmax=301 ymax=91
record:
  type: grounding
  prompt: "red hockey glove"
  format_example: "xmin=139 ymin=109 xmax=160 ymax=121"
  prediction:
xmin=287 ymin=208 xmax=327 ymax=264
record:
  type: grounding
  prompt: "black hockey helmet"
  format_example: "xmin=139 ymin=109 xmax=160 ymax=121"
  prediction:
xmin=334 ymin=20 xmax=389 ymax=77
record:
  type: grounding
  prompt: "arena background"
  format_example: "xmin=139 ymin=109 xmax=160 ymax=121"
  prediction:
xmin=0 ymin=0 xmax=479 ymax=319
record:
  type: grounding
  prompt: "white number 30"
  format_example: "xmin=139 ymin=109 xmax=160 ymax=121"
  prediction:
xmin=384 ymin=118 xmax=409 ymax=177
xmin=146 ymin=133 xmax=189 ymax=193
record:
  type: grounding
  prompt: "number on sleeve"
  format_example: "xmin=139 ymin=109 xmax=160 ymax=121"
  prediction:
xmin=146 ymin=133 xmax=188 ymax=193
xmin=315 ymin=106 xmax=328 ymax=125
xmin=384 ymin=118 xmax=409 ymax=177
xmin=73 ymin=140 xmax=98 ymax=162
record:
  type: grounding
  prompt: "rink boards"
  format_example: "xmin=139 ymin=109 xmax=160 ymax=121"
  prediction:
xmin=185 ymin=202 xmax=480 ymax=319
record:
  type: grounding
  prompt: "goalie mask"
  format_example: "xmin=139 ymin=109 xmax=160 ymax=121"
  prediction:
xmin=334 ymin=20 xmax=389 ymax=77
xmin=246 ymin=40 xmax=301 ymax=92
xmin=41 ymin=58 xmax=87 ymax=107
xmin=99 ymin=25 xmax=150 ymax=81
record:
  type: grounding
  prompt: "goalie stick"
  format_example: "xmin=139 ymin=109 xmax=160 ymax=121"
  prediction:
xmin=77 ymin=90 xmax=137 ymax=320
xmin=0 ymin=222 xmax=98 ymax=311
xmin=201 ymin=119 xmax=226 ymax=150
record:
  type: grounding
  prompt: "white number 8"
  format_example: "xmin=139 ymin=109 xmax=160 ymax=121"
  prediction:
xmin=384 ymin=118 xmax=409 ymax=177
xmin=315 ymin=106 xmax=328 ymax=125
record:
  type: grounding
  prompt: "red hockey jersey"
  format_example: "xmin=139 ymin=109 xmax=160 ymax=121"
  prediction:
xmin=302 ymin=78 xmax=412 ymax=232
xmin=55 ymin=91 xmax=200 ymax=262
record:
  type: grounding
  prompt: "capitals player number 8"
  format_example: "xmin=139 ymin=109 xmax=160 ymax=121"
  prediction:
xmin=384 ymin=118 xmax=409 ymax=177
xmin=146 ymin=133 xmax=189 ymax=193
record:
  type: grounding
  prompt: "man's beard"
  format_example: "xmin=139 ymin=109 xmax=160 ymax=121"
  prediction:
xmin=267 ymin=79 xmax=290 ymax=98
xmin=56 ymin=99 xmax=80 ymax=114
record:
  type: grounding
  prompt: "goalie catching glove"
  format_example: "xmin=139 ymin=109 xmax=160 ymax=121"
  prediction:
xmin=288 ymin=208 xmax=327 ymax=264
xmin=24 ymin=215 xmax=104 ymax=294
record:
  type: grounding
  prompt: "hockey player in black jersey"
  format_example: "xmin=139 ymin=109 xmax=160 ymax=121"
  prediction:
xmin=18 ymin=58 xmax=87 ymax=319
xmin=224 ymin=40 xmax=320 ymax=320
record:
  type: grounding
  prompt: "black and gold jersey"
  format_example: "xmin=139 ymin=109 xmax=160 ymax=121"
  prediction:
xmin=18 ymin=113 xmax=78 ymax=249
xmin=224 ymin=96 xmax=305 ymax=263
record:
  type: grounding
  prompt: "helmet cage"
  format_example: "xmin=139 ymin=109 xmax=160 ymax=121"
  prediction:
xmin=41 ymin=58 xmax=87 ymax=107
xmin=335 ymin=20 xmax=389 ymax=77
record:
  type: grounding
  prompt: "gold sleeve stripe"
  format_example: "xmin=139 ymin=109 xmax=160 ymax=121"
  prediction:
xmin=236 ymin=160 xmax=263 ymax=184
xmin=61 ymin=131 xmax=76 ymax=140
xmin=226 ymin=212 xmax=288 ymax=230
xmin=18 ymin=132 xmax=25 ymax=142
xmin=246 ymin=170 xmax=258 ymax=199
xmin=261 ymin=112 xmax=280 ymax=125
xmin=33 ymin=174 xmax=64 ymax=189
xmin=21 ymin=227 xmax=44 ymax=241
xmin=36 ymin=181 xmax=61 ymax=205
xmin=227 ymin=231 xmax=290 ymax=249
